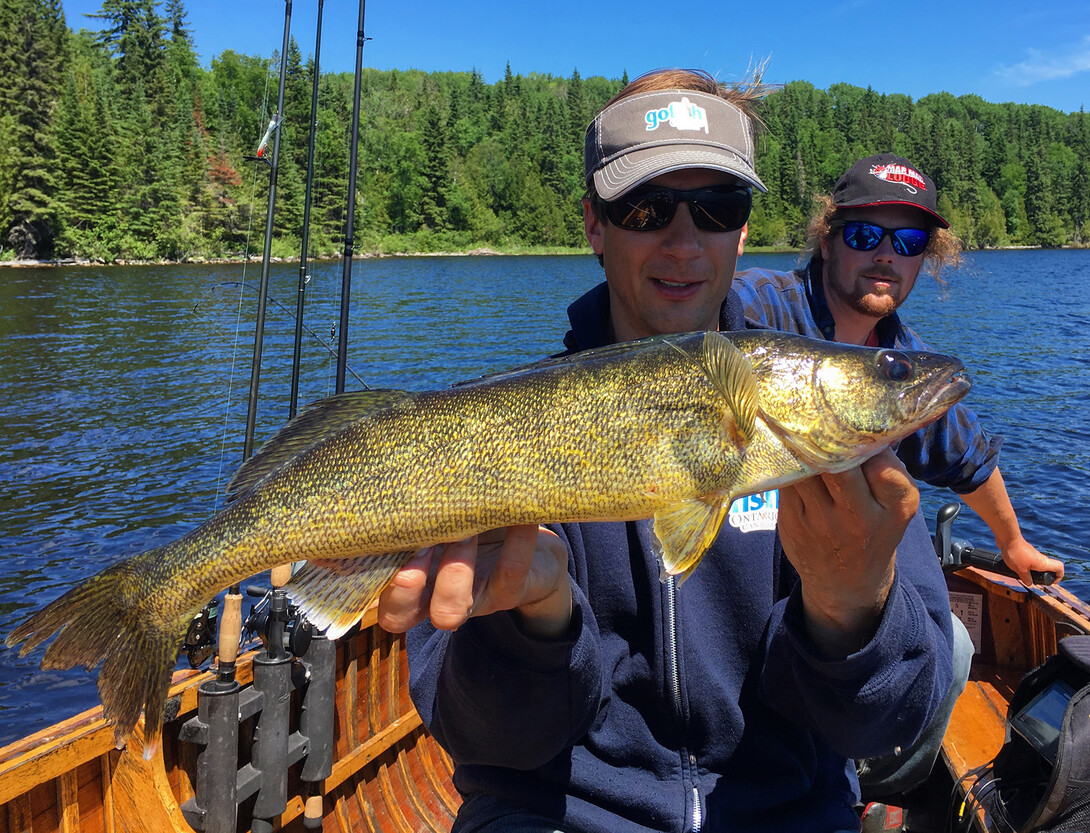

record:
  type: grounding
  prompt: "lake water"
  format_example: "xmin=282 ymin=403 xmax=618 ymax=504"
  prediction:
xmin=0 ymin=249 xmax=1087 ymax=746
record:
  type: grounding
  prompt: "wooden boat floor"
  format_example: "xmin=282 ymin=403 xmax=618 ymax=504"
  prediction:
xmin=941 ymin=663 xmax=1020 ymax=776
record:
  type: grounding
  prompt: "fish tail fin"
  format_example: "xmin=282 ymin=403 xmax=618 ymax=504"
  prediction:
xmin=6 ymin=551 xmax=187 ymax=751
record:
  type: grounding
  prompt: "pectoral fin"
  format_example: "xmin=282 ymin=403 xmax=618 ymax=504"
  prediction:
xmin=652 ymin=496 xmax=731 ymax=584
xmin=285 ymin=552 xmax=415 ymax=638
xmin=701 ymin=331 xmax=759 ymax=448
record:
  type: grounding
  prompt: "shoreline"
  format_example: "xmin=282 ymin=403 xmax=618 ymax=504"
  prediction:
xmin=0 ymin=247 xmax=589 ymax=268
xmin=1 ymin=243 xmax=1083 ymax=268
xmin=0 ymin=245 xmax=802 ymax=268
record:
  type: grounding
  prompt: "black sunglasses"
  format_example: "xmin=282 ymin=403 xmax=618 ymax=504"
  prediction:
xmin=839 ymin=221 xmax=931 ymax=257
xmin=599 ymin=185 xmax=752 ymax=232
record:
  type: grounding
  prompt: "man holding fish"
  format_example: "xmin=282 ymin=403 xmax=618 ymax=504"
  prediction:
xmin=377 ymin=70 xmax=959 ymax=832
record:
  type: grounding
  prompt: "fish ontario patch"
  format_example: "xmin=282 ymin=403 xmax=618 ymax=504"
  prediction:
xmin=728 ymin=490 xmax=778 ymax=533
xmin=868 ymin=162 xmax=927 ymax=194
xmin=645 ymin=96 xmax=709 ymax=133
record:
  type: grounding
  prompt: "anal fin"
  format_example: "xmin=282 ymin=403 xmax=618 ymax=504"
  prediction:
xmin=286 ymin=553 xmax=415 ymax=638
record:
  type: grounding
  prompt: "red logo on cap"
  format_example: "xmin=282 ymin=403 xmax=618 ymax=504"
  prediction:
xmin=869 ymin=163 xmax=926 ymax=194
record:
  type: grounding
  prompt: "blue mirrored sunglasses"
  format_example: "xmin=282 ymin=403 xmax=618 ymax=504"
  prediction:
xmin=840 ymin=221 xmax=931 ymax=257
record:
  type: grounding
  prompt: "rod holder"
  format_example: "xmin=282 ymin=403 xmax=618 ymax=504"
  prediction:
xmin=179 ymin=679 xmax=241 ymax=833
xmin=300 ymin=634 xmax=335 ymax=782
xmin=249 ymin=649 xmax=293 ymax=827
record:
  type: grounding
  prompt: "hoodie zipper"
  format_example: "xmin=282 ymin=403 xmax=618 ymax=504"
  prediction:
xmin=665 ymin=575 xmax=703 ymax=832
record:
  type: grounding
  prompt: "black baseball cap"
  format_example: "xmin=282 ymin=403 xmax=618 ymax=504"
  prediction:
xmin=585 ymin=89 xmax=767 ymax=200
xmin=832 ymin=153 xmax=949 ymax=228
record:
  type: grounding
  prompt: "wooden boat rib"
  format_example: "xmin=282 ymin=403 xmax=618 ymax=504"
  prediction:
xmin=3 ymin=565 xmax=1088 ymax=833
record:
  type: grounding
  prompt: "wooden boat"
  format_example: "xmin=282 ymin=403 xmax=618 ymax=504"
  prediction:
xmin=3 ymin=518 xmax=1087 ymax=833
xmin=906 ymin=566 xmax=1090 ymax=832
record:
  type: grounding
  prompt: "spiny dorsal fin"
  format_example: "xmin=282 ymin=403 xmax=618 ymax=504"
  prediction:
xmin=700 ymin=331 xmax=758 ymax=448
xmin=225 ymin=390 xmax=411 ymax=501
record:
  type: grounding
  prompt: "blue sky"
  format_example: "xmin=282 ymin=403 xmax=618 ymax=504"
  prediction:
xmin=62 ymin=0 xmax=1090 ymax=114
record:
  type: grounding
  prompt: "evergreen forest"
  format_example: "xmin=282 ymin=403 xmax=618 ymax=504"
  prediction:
xmin=2 ymin=0 xmax=1089 ymax=262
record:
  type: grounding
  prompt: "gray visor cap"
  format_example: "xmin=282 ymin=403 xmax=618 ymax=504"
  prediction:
xmin=585 ymin=89 xmax=767 ymax=200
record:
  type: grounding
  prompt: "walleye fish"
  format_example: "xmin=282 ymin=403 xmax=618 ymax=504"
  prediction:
xmin=7 ymin=330 xmax=970 ymax=752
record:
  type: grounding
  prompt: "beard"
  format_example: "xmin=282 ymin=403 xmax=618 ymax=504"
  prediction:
xmin=839 ymin=284 xmax=900 ymax=317
xmin=824 ymin=252 xmax=904 ymax=319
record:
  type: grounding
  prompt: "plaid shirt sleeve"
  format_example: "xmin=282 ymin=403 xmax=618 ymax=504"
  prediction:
xmin=732 ymin=267 xmax=827 ymax=339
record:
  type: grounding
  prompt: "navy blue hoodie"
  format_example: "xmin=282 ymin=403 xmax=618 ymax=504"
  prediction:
xmin=407 ymin=283 xmax=954 ymax=833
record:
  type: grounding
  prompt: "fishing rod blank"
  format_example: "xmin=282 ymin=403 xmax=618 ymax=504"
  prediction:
xmin=337 ymin=0 xmax=368 ymax=395
xmin=291 ymin=0 xmax=326 ymax=419
xmin=243 ymin=3 xmax=293 ymax=462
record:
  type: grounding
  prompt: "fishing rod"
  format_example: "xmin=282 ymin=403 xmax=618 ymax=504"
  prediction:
xmin=242 ymin=10 xmax=296 ymax=833
xmin=290 ymin=0 xmax=326 ymax=419
xmin=337 ymin=0 xmax=369 ymax=394
xmin=287 ymin=4 xmax=336 ymax=826
xmin=219 ymin=0 xmax=293 ymax=686
xmin=242 ymin=0 xmax=292 ymax=463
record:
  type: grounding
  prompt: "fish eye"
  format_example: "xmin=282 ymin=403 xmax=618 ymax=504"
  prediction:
xmin=878 ymin=351 xmax=914 ymax=382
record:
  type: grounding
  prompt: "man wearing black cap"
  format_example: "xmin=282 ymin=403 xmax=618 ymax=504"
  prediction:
xmin=378 ymin=78 xmax=955 ymax=833
xmin=734 ymin=154 xmax=1064 ymax=588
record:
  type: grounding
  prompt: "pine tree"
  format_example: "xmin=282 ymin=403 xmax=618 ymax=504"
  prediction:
xmin=54 ymin=41 xmax=120 ymax=237
xmin=420 ymin=102 xmax=451 ymax=231
xmin=90 ymin=0 xmax=167 ymax=103
xmin=566 ymin=68 xmax=586 ymax=149
xmin=0 ymin=0 xmax=66 ymax=258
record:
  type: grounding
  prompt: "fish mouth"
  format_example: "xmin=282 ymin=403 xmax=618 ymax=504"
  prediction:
xmin=911 ymin=367 xmax=971 ymax=423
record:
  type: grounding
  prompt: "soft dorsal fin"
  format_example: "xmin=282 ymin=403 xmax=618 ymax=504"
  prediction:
xmin=225 ymin=390 xmax=411 ymax=500
xmin=699 ymin=331 xmax=759 ymax=448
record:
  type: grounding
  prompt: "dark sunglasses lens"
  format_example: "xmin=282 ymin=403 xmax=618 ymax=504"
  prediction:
xmin=891 ymin=228 xmax=929 ymax=256
xmin=691 ymin=189 xmax=752 ymax=231
xmin=606 ymin=187 xmax=751 ymax=232
xmin=606 ymin=190 xmax=677 ymax=230
xmin=842 ymin=222 xmax=884 ymax=251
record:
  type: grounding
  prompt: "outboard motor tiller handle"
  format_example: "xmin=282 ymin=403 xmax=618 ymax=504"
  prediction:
xmin=934 ymin=502 xmax=1057 ymax=587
